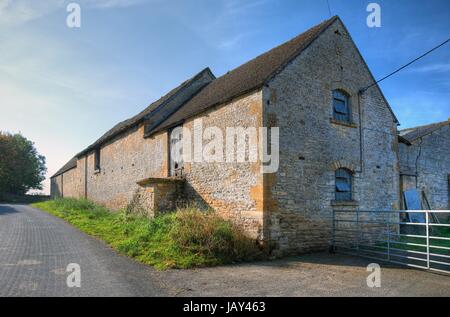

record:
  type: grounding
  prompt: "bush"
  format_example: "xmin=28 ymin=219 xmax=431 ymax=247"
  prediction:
xmin=0 ymin=193 xmax=49 ymax=204
xmin=171 ymin=207 xmax=263 ymax=263
xmin=32 ymin=199 xmax=266 ymax=270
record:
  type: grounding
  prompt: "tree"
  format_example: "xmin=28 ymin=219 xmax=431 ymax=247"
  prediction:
xmin=0 ymin=132 xmax=47 ymax=195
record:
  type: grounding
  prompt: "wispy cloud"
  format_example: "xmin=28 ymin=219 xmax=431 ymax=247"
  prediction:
xmin=0 ymin=0 xmax=63 ymax=26
xmin=218 ymin=32 xmax=255 ymax=50
xmin=84 ymin=0 xmax=149 ymax=9
xmin=391 ymin=91 xmax=449 ymax=129
xmin=0 ymin=24 xmax=147 ymax=194
xmin=190 ymin=0 xmax=269 ymax=51
xmin=0 ymin=0 xmax=149 ymax=26
xmin=223 ymin=0 xmax=269 ymax=16
xmin=408 ymin=63 xmax=450 ymax=74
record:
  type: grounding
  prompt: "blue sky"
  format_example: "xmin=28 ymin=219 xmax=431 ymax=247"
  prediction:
xmin=0 ymin=0 xmax=449 ymax=193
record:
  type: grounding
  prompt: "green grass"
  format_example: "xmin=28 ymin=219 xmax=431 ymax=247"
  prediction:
xmin=371 ymin=226 xmax=450 ymax=256
xmin=32 ymin=198 xmax=265 ymax=270
xmin=393 ymin=227 xmax=450 ymax=255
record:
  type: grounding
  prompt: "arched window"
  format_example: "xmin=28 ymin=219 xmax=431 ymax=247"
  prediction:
xmin=335 ymin=168 xmax=352 ymax=201
xmin=169 ymin=126 xmax=184 ymax=177
xmin=332 ymin=90 xmax=350 ymax=123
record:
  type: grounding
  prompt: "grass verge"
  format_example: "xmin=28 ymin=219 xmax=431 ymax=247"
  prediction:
xmin=32 ymin=198 xmax=265 ymax=270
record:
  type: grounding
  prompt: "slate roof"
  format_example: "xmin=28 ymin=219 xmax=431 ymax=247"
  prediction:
xmin=148 ymin=16 xmax=339 ymax=134
xmin=51 ymin=68 xmax=214 ymax=178
xmin=399 ymin=120 xmax=450 ymax=144
xmin=52 ymin=157 xmax=78 ymax=178
xmin=76 ymin=67 xmax=215 ymax=157
xmin=53 ymin=15 xmax=402 ymax=178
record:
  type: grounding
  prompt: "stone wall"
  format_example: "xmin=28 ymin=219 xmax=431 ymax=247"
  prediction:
xmin=61 ymin=163 xmax=84 ymax=198
xmin=182 ymin=91 xmax=265 ymax=240
xmin=263 ymin=19 xmax=400 ymax=254
xmin=50 ymin=175 xmax=62 ymax=198
xmin=51 ymin=124 xmax=168 ymax=210
xmin=52 ymin=92 xmax=265 ymax=240
xmin=50 ymin=69 xmax=214 ymax=210
xmin=50 ymin=167 xmax=82 ymax=199
xmin=133 ymin=177 xmax=185 ymax=217
xmin=85 ymin=125 xmax=169 ymax=210
xmin=50 ymin=19 xmax=415 ymax=254
xmin=399 ymin=124 xmax=450 ymax=210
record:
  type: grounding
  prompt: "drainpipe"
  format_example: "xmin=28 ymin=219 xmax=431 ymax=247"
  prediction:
xmin=357 ymin=91 xmax=364 ymax=173
xmin=414 ymin=137 xmax=423 ymax=188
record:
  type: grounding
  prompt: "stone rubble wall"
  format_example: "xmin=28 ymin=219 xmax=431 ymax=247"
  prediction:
xmin=262 ymin=19 xmax=400 ymax=254
xmin=399 ymin=124 xmax=450 ymax=211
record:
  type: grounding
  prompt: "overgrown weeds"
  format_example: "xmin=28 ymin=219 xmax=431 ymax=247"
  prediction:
xmin=32 ymin=198 xmax=266 ymax=270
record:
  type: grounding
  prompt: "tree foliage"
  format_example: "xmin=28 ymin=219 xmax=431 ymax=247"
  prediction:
xmin=0 ymin=132 xmax=47 ymax=195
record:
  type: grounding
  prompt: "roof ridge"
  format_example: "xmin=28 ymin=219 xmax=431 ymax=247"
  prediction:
xmin=399 ymin=119 xmax=449 ymax=143
xmin=54 ymin=16 xmax=358 ymax=177
xmin=399 ymin=120 xmax=449 ymax=132
xmin=264 ymin=15 xmax=339 ymax=83
xmin=75 ymin=67 xmax=215 ymax=157
xmin=51 ymin=156 xmax=77 ymax=178
xmin=147 ymin=16 xmax=341 ymax=135
xmin=213 ymin=16 xmax=338 ymax=85
xmin=141 ymin=67 xmax=215 ymax=121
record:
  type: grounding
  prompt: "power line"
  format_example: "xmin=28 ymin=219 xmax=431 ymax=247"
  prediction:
xmin=360 ymin=38 xmax=450 ymax=93
xmin=326 ymin=0 xmax=332 ymax=17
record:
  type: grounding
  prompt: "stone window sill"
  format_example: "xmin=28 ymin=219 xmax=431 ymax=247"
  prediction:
xmin=331 ymin=200 xmax=359 ymax=207
xmin=330 ymin=118 xmax=357 ymax=128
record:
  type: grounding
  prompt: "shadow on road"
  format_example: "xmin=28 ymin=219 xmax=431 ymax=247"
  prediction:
xmin=0 ymin=205 xmax=20 ymax=216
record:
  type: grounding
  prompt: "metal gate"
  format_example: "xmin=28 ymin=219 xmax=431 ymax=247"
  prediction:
xmin=331 ymin=210 xmax=450 ymax=274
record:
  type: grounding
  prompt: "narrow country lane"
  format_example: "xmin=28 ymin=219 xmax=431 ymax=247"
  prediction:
xmin=0 ymin=204 xmax=170 ymax=297
xmin=1 ymin=204 xmax=449 ymax=297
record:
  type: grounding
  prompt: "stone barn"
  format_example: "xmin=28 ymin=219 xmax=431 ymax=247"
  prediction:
xmin=51 ymin=16 xmax=402 ymax=254
xmin=399 ymin=120 xmax=450 ymax=212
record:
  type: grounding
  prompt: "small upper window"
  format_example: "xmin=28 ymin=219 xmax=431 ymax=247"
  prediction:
xmin=335 ymin=168 xmax=352 ymax=201
xmin=333 ymin=90 xmax=350 ymax=123
xmin=94 ymin=148 xmax=101 ymax=171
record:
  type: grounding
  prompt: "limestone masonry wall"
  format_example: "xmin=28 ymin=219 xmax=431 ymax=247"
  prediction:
xmin=182 ymin=91 xmax=265 ymax=239
xmin=50 ymin=92 xmax=264 ymax=239
xmin=399 ymin=124 xmax=450 ymax=210
xmin=85 ymin=126 xmax=168 ymax=210
xmin=263 ymin=19 xmax=400 ymax=254
xmin=51 ymin=125 xmax=168 ymax=211
xmin=50 ymin=18 xmax=448 ymax=255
